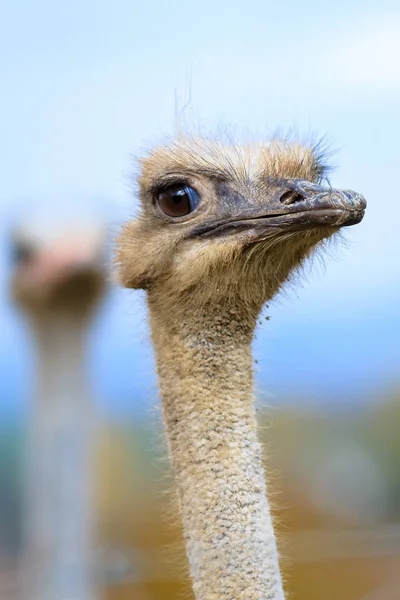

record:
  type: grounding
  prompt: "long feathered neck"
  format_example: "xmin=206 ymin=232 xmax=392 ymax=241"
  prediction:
xmin=24 ymin=311 xmax=98 ymax=600
xmin=147 ymin=293 xmax=285 ymax=600
xmin=31 ymin=313 xmax=89 ymax=404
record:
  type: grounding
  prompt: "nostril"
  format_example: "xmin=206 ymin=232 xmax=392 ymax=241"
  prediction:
xmin=279 ymin=190 xmax=305 ymax=205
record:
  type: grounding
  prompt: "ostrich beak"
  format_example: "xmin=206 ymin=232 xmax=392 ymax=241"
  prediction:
xmin=190 ymin=180 xmax=366 ymax=240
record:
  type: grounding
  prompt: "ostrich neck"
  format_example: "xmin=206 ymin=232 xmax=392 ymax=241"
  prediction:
xmin=148 ymin=296 xmax=284 ymax=600
xmin=25 ymin=312 xmax=97 ymax=600
xmin=32 ymin=313 xmax=89 ymax=404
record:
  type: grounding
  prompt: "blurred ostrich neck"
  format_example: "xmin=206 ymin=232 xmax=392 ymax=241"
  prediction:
xmin=26 ymin=310 xmax=96 ymax=600
xmin=148 ymin=293 xmax=284 ymax=600
xmin=31 ymin=312 xmax=90 ymax=405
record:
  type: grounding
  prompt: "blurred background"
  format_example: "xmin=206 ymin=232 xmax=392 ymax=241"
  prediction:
xmin=1 ymin=0 xmax=399 ymax=599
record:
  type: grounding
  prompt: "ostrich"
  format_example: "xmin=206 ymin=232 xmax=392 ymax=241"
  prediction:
xmin=11 ymin=220 xmax=108 ymax=600
xmin=115 ymin=136 xmax=366 ymax=600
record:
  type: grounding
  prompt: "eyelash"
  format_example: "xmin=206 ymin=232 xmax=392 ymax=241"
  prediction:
xmin=150 ymin=177 xmax=191 ymax=199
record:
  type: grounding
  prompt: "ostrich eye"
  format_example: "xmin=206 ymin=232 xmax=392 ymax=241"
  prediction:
xmin=12 ymin=242 xmax=35 ymax=264
xmin=156 ymin=185 xmax=200 ymax=218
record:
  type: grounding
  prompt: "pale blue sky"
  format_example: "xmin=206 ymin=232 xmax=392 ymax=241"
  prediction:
xmin=1 ymin=0 xmax=399 ymax=414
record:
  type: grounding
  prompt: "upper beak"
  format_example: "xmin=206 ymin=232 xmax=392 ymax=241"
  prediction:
xmin=190 ymin=179 xmax=367 ymax=239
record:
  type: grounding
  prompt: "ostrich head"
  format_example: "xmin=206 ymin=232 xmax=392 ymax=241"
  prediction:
xmin=11 ymin=220 xmax=108 ymax=318
xmin=117 ymin=137 xmax=366 ymax=308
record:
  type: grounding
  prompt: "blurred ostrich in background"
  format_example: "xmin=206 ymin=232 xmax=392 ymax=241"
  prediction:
xmin=11 ymin=219 xmax=108 ymax=600
xmin=116 ymin=135 xmax=366 ymax=600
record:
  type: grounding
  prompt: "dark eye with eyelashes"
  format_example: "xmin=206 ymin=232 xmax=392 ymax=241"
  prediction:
xmin=156 ymin=184 xmax=201 ymax=218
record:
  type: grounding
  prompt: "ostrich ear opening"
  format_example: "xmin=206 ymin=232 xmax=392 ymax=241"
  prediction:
xmin=116 ymin=220 xmax=172 ymax=290
xmin=115 ymin=259 xmax=151 ymax=290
